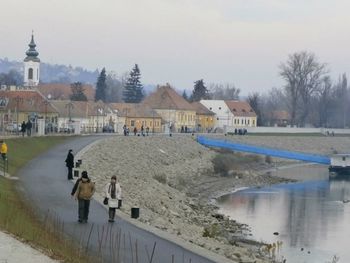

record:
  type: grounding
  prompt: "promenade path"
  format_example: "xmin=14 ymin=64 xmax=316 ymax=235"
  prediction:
xmin=17 ymin=135 xmax=229 ymax=263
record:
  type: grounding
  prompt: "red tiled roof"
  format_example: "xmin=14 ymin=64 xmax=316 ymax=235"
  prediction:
xmin=142 ymin=85 xmax=195 ymax=111
xmin=191 ymin=102 xmax=215 ymax=115
xmin=50 ymin=100 xmax=113 ymax=118
xmin=0 ymin=90 xmax=57 ymax=113
xmin=109 ymin=103 xmax=161 ymax=118
xmin=37 ymin=83 xmax=95 ymax=101
xmin=225 ymin=100 xmax=257 ymax=117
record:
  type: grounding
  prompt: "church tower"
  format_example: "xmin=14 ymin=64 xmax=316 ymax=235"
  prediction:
xmin=24 ymin=32 xmax=40 ymax=87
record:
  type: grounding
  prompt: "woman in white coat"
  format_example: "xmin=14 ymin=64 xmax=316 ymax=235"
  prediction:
xmin=105 ymin=175 xmax=122 ymax=222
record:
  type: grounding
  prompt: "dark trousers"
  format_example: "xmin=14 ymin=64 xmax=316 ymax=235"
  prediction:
xmin=109 ymin=207 xmax=116 ymax=220
xmin=78 ymin=199 xmax=90 ymax=221
xmin=67 ymin=167 xmax=73 ymax=179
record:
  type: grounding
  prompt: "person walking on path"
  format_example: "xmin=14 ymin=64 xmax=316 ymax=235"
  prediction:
xmin=0 ymin=140 xmax=8 ymax=161
xmin=74 ymin=171 xmax=95 ymax=223
xmin=71 ymin=175 xmax=82 ymax=197
xmin=65 ymin=149 xmax=74 ymax=180
xmin=105 ymin=175 xmax=122 ymax=222
xmin=26 ymin=120 xmax=32 ymax=136
xmin=21 ymin=121 xmax=26 ymax=137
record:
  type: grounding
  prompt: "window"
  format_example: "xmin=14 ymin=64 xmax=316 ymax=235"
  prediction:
xmin=28 ymin=68 xmax=33 ymax=80
xmin=343 ymin=156 xmax=346 ymax=161
xmin=219 ymin=107 xmax=221 ymax=110
xmin=242 ymin=109 xmax=246 ymax=112
xmin=248 ymin=119 xmax=250 ymax=125
xmin=209 ymin=107 xmax=212 ymax=110
xmin=232 ymin=108 xmax=236 ymax=112
xmin=131 ymin=120 xmax=135 ymax=127
xmin=253 ymin=120 xmax=255 ymax=125
xmin=241 ymin=119 xmax=243 ymax=125
xmin=217 ymin=117 xmax=219 ymax=120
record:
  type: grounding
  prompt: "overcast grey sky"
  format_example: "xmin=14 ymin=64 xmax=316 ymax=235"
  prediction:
xmin=1 ymin=0 xmax=350 ymax=94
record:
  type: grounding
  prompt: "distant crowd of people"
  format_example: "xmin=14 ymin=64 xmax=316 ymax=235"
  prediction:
xmin=123 ymin=124 xmax=150 ymax=136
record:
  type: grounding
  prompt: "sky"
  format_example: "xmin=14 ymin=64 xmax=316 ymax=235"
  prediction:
xmin=1 ymin=0 xmax=350 ymax=95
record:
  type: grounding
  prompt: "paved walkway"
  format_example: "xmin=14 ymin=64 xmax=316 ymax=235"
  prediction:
xmin=17 ymin=135 xmax=231 ymax=263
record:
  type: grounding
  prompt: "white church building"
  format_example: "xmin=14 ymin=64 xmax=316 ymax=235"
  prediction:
xmin=23 ymin=33 xmax=40 ymax=87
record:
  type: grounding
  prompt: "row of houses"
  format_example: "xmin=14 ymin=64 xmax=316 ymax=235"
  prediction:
xmin=0 ymin=84 xmax=258 ymax=135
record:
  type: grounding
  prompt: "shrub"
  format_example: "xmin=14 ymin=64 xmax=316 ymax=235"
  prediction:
xmin=203 ymin=223 xmax=221 ymax=238
xmin=212 ymin=153 xmax=239 ymax=176
xmin=153 ymin=172 xmax=167 ymax=184
xmin=265 ymin=155 xmax=272 ymax=164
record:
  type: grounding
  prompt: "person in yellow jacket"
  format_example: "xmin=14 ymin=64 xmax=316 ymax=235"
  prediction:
xmin=75 ymin=171 xmax=95 ymax=223
xmin=0 ymin=140 xmax=8 ymax=161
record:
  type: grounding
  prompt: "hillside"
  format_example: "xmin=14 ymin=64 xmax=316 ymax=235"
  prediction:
xmin=0 ymin=58 xmax=99 ymax=84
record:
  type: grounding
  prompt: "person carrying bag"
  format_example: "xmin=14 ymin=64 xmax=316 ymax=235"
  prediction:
xmin=105 ymin=175 xmax=122 ymax=222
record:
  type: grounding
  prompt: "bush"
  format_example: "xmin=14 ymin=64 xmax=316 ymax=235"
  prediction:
xmin=153 ymin=172 xmax=167 ymax=184
xmin=203 ymin=223 xmax=221 ymax=238
xmin=212 ymin=153 xmax=239 ymax=176
xmin=265 ymin=155 xmax=272 ymax=164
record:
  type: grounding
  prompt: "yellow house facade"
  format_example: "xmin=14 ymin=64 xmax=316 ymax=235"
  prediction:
xmin=110 ymin=103 xmax=162 ymax=133
xmin=142 ymin=85 xmax=196 ymax=132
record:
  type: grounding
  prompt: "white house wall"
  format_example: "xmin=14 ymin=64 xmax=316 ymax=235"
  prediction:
xmin=199 ymin=100 xmax=234 ymax=128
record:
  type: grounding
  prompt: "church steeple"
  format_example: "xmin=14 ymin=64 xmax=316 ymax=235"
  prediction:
xmin=24 ymin=32 xmax=40 ymax=62
xmin=23 ymin=31 xmax=40 ymax=87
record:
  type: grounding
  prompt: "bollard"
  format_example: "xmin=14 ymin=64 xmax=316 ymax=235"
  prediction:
xmin=118 ymin=199 xmax=122 ymax=209
xmin=73 ymin=170 xmax=80 ymax=177
xmin=131 ymin=207 xmax=139 ymax=219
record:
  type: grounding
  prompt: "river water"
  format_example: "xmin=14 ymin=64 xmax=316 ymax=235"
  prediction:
xmin=217 ymin=165 xmax=350 ymax=263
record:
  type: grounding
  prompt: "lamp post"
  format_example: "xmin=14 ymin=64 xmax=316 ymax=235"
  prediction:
xmin=152 ymin=110 xmax=155 ymax=134
xmin=42 ymin=100 xmax=49 ymax=134
xmin=65 ymin=102 xmax=74 ymax=132
xmin=123 ymin=108 xmax=129 ymax=126
xmin=14 ymin=96 xmax=23 ymax=136
xmin=95 ymin=105 xmax=102 ymax=133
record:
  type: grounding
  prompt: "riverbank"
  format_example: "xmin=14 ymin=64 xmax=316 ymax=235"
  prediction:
xmin=80 ymin=135 xmax=300 ymax=262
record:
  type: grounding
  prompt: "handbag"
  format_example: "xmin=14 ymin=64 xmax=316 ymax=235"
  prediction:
xmin=103 ymin=197 xmax=108 ymax=205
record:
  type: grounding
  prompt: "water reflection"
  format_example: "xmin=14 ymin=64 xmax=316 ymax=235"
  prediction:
xmin=218 ymin=165 xmax=350 ymax=263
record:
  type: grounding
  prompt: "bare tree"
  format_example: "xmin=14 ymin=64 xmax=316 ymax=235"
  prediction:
xmin=208 ymin=83 xmax=240 ymax=100
xmin=279 ymin=51 xmax=328 ymax=127
xmin=260 ymin=87 xmax=287 ymax=126
xmin=247 ymin=92 xmax=263 ymax=126
xmin=317 ymin=76 xmax=332 ymax=127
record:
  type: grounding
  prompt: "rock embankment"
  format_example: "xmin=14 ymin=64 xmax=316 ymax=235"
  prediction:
xmin=81 ymin=135 xmax=287 ymax=262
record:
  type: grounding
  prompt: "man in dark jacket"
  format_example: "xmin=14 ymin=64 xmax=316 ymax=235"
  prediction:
xmin=26 ymin=120 xmax=32 ymax=136
xmin=21 ymin=121 xmax=26 ymax=137
xmin=65 ymin=149 xmax=74 ymax=180
xmin=74 ymin=171 xmax=95 ymax=223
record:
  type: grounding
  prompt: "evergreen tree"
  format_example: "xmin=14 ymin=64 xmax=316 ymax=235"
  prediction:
xmin=191 ymin=79 xmax=209 ymax=102
xmin=95 ymin=68 xmax=107 ymax=102
xmin=123 ymin=64 xmax=144 ymax=103
xmin=182 ymin=90 xmax=189 ymax=101
xmin=70 ymin=82 xmax=87 ymax=101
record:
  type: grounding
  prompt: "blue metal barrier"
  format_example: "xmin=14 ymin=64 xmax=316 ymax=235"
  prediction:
xmin=197 ymin=136 xmax=331 ymax=165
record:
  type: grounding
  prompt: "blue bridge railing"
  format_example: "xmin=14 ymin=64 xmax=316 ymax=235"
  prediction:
xmin=197 ymin=136 xmax=331 ymax=165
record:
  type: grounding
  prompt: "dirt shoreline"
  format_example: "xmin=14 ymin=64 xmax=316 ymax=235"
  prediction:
xmin=80 ymin=134 xmax=349 ymax=262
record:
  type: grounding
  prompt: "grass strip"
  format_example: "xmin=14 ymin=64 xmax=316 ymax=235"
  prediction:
xmin=0 ymin=136 xmax=97 ymax=263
